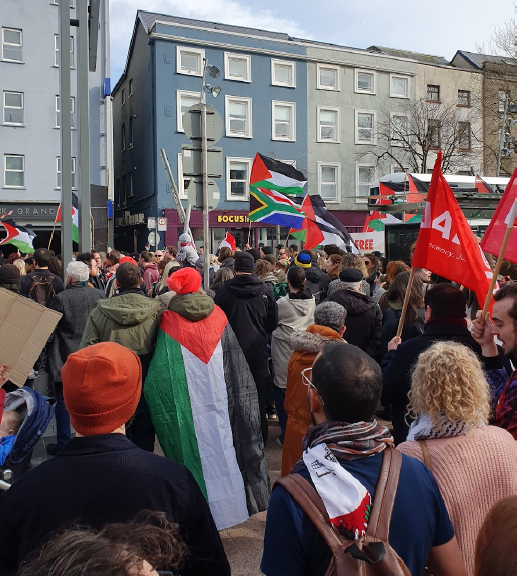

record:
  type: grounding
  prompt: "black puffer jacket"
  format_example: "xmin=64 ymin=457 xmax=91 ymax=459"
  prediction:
xmin=303 ymin=266 xmax=330 ymax=305
xmin=329 ymin=288 xmax=382 ymax=361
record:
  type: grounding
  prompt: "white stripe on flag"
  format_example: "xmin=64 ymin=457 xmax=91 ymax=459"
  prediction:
xmin=181 ymin=343 xmax=249 ymax=529
xmin=266 ymin=170 xmax=306 ymax=189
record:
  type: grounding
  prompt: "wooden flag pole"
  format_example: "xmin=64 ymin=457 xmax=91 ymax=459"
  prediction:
xmin=481 ymin=225 xmax=513 ymax=320
xmin=396 ymin=267 xmax=416 ymax=338
xmin=48 ymin=223 xmax=57 ymax=250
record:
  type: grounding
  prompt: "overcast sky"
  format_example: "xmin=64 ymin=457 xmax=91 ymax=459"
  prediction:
xmin=110 ymin=0 xmax=514 ymax=81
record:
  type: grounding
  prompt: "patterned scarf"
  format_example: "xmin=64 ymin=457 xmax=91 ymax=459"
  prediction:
xmin=406 ymin=411 xmax=480 ymax=441
xmin=66 ymin=281 xmax=89 ymax=289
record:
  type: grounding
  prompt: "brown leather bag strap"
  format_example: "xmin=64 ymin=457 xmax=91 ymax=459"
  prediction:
xmin=366 ymin=448 xmax=402 ymax=542
xmin=274 ymin=474 xmax=344 ymax=553
xmin=417 ymin=440 xmax=432 ymax=471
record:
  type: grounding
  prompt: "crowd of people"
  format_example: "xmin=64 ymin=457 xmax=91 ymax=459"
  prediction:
xmin=0 ymin=237 xmax=515 ymax=576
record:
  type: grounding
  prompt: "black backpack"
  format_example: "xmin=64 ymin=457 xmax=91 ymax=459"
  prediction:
xmin=28 ymin=273 xmax=57 ymax=307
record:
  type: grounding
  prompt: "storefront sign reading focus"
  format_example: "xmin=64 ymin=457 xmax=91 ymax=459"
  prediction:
xmin=216 ymin=214 xmax=249 ymax=224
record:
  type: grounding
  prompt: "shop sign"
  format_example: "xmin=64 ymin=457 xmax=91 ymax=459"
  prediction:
xmin=350 ymin=232 xmax=385 ymax=254
xmin=216 ymin=214 xmax=249 ymax=224
xmin=157 ymin=217 xmax=167 ymax=231
xmin=0 ymin=203 xmax=59 ymax=219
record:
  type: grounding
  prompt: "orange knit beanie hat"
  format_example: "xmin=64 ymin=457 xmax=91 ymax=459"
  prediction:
xmin=62 ymin=342 xmax=142 ymax=435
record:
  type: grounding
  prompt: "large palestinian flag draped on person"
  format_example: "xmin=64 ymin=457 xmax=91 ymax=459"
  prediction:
xmin=144 ymin=305 xmax=269 ymax=530
xmin=249 ymin=154 xmax=306 ymax=229
xmin=0 ymin=219 xmax=36 ymax=253
xmin=55 ymin=192 xmax=79 ymax=243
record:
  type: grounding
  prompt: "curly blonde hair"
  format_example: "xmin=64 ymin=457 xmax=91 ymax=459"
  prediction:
xmin=408 ymin=341 xmax=490 ymax=429
xmin=341 ymin=253 xmax=368 ymax=278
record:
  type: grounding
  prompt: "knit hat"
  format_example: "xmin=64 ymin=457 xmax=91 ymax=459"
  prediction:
xmin=246 ymin=248 xmax=261 ymax=262
xmin=339 ymin=268 xmax=363 ymax=282
xmin=119 ymin=255 xmax=138 ymax=266
xmin=167 ymin=267 xmax=201 ymax=294
xmin=234 ymin=251 xmax=255 ymax=273
xmin=295 ymin=253 xmax=312 ymax=269
xmin=61 ymin=342 xmax=142 ymax=436
xmin=0 ymin=264 xmax=20 ymax=284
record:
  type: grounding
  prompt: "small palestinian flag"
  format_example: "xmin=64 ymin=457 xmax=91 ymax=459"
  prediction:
xmin=251 ymin=153 xmax=307 ymax=196
xmin=219 ymin=231 xmax=236 ymax=251
xmin=55 ymin=192 xmax=79 ymax=243
xmin=0 ymin=219 xmax=36 ymax=253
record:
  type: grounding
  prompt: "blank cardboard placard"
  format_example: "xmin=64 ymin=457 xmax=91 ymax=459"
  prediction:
xmin=0 ymin=287 xmax=62 ymax=387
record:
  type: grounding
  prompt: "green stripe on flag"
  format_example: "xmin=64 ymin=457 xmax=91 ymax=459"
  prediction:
xmin=252 ymin=179 xmax=304 ymax=195
xmin=289 ymin=229 xmax=307 ymax=241
xmin=144 ymin=330 xmax=207 ymax=499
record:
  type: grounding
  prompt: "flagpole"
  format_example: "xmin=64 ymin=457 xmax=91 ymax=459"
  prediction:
xmin=396 ymin=267 xmax=416 ymax=339
xmin=247 ymin=220 xmax=252 ymax=247
xmin=48 ymin=222 xmax=57 ymax=250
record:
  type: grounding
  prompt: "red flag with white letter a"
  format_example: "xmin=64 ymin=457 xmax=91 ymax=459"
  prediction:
xmin=480 ymin=169 xmax=517 ymax=264
xmin=412 ymin=151 xmax=496 ymax=310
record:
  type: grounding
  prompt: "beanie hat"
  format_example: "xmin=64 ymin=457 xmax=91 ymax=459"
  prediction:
xmin=62 ymin=342 xmax=141 ymax=435
xmin=246 ymin=248 xmax=261 ymax=262
xmin=234 ymin=251 xmax=255 ymax=273
xmin=339 ymin=267 xmax=364 ymax=283
xmin=295 ymin=253 xmax=312 ymax=269
xmin=167 ymin=267 xmax=201 ymax=294
xmin=119 ymin=255 xmax=138 ymax=266
xmin=0 ymin=264 xmax=20 ymax=284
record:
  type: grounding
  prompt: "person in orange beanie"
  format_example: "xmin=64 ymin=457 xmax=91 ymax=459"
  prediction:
xmin=0 ymin=341 xmax=230 ymax=576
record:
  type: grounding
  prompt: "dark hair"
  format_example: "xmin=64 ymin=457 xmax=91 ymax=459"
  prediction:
xmin=76 ymin=252 xmax=94 ymax=268
xmin=323 ymin=244 xmax=343 ymax=257
xmin=105 ymin=250 xmax=121 ymax=265
xmin=289 ymin=244 xmax=299 ymax=253
xmin=327 ymin=254 xmax=343 ymax=279
xmin=140 ymin=250 xmax=152 ymax=263
xmin=287 ymin=266 xmax=306 ymax=290
xmin=25 ymin=257 xmax=34 ymax=266
xmin=424 ymin=283 xmax=467 ymax=319
xmin=218 ymin=247 xmax=234 ymax=262
xmin=387 ymin=271 xmax=424 ymax=324
xmin=363 ymin=253 xmax=379 ymax=271
xmin=263 ymin=254 xmax=276 ymax=266
xmin=312 ymin=342 xmax=382 ymax=422
xmin=33 ymin=248 xmax=51 ymax=268
xmin=115 ymin=262 xmax=142 ymax=290
xmin=166 ymin=245 xmax=178 ymax=257
xmin=255 ymin=259 xmax=273 ymax=279
xmin=48 ymin=255 xmax=62 ymax=276
xmin=17 ymin=510 xmax=187 ymax=576
xmin=300 ymin=249 xmax=316 ymax=263
xmin=493 ymin=282 xmax=517 ymax=325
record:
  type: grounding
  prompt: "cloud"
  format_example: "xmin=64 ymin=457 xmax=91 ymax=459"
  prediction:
xmin=110 ymin=0 xmax=308 ymax=79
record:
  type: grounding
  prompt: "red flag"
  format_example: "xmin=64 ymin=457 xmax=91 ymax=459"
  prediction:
xmin=412 ymin=151 xmax=497 ymax=310
xmin=480 ymin=169 xmax=517 ymax=264
xmin=219 ymin=231 xmax=236 ymax=251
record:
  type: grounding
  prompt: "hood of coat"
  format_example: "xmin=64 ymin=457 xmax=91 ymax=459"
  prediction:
xmin=279 ymin=294 xmax=315 ymax=315
xmin=144 ymin=262 xmax=158 ymax=272
xmin=290 ymin=324 xmax=343 ymax=353
xmin=332 ymin=288 xmax=377 ymax=315
xmin=168 ymin=292 xmax=215 ymax=321
xmin=96 ymin=293 xmax=161 ymax=326
xmin=219 ymin=258 xmax=235 ymax=270
xmin=223 ymin=274 xmax=266 ymax=299
xmin=304 ymin=266 xmax=324 ymax=283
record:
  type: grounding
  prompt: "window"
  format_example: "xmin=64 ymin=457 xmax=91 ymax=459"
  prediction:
xmin=129 ymin=171 xmax=134 ymax=197
xmin=317 ymin=106 xmax=340 ymax=143
xmin=177 ymin=153 xmax=190 ymax=199
xmin=429 ymin=119 xmax=441 ymax=149
xmin=129 ymin=117 xmax=133 ymax=148
xmin=116 ymin=179 xmax=121 ymax=208
xmin=226 ymin=157 xmax=252 ymax=201
xmin=55 ymin=96 xmax=76 ymax=129
xmin=121 ymin=124 xmax=126 ymax=151
xmin=224 ymin=53 xmax=251 ymax=82
xmin=317 ymin=64 xmax=340 ymax=91
xmin=56 ymin=157 xmax=77 ymax=189
xmin=355 ymin=110 xmax=376 ymax=144
xmin=427 ymin=84 xmax=440 ymax=102
xmin=176 ymin=90 xmax=200 ymax=132
xmin=390 ymin=113 xmax=408 ymax=142
xmin=458 ymin=89 xmax=470 ymax=107
xmin=318 ymin=163 xmax=340 ymax=203
xmin=271 ymin=59 xmax=296 ymax=87
xmin=355 ymin=70 xmax=375 ymax=94
xmin=121 ymin=89 xmax=125 ymax=106
xmin=2 ymin=28 xmax=22 ymax=62
xmin=458 ymin=122 xmax=471 ymax=151
xmin=4 ymin=154 xmax=24 ymax=188
xmin=54 ymin=35 xmax=74 ymax=67
xmin=272 ymin=101 xmax=295 ymax=141
xmin=122 ymin=175 xmax=127 ymax=208
xmin=499 ymin=91 xmax=507 ymax=112
xmin=390 ymin=74 xmax=410 ymax=98
xmin=356 ymin=164 xmax=375 ymax=202
xmin=128 ymin=79 xmax=133 ymax=97
xmin=177 ymin=46 xmax=205 ymax=76
xmin=391 ymin=165 xmax=410 ymax=174
xmin=3 ymin=92 xmax=23 ymax=125
xmin=225 ymin=96 xmax=252 ymax=138
xmin=51 ymin=0 xmax=75 ymax=6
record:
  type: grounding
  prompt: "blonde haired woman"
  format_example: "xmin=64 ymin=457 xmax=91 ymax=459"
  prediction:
xmin=13 ymin=259 xmax=26 ymax=277
xmin=398 ymin=341 xmax=516 ymax=576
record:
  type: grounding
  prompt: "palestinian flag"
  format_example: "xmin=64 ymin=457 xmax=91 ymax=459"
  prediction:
xmin=55 ymin=192 xmax=79 ymax=243
xmin=0 ymin=219 xmax=36 ymax=253
xmin=290 ymin=195 xmax=359 ymax=253
xmin=144 ymin=305 xmax=269 ymax=530
xmin=251 ymin=153 xmax=307 ymax=196
xmin=475 ymin=174 xmax=494 ymax=194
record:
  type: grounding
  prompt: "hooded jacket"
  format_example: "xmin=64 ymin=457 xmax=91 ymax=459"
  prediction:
xmin=281 ymin=324 xmax=344 ymax=477
xmin=177 ymin=233 xmax=199 ymax=268
xmin=214 ymin=275 xmax=278 ymax=369
xmin=271 ymin=292 xmax=316 ymax=389
xmin=302 ymin=266 xmax=330 ymax=305
xmin=142 ymin=262 xmax=159 ymax=294
xmin=329 ymin=288 xmax=382 ymax=361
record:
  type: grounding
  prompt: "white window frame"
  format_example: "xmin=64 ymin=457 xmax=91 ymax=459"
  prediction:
xmin=355 ymin=163 xmax=376 ymax=204
xmin=55 ymin=95 xmax=76 ymax=129
xmin=56 ymin=157 xmax=77 ymax=190
xmin=1 ymin=28 xmax=22 ymax=63
xmin=51 ymin=0 xmax=75 ymax=6
xmin=271 ymin=59 xmax=296 ymax=88
xmin=226 ymin=156 xmax=252 ymax=201
xmin=224 ymin=52 xmax=251 ymax=83
xmin=317 ymin=162 xmax=341 ymax=204
xmin=390 ymin=73 xmax=410 ymax=99
xmin=177 ymin=153 xmax=189 ymax=200
xmin=3 ymin=91 xmax=24 ymax=126
xmin=389 ymin=112 xmax=409 ymax=144
xmin=176 ymin=89 xmax=200 ymax=133
xmin=176 ymin=46 xmax=205 ymax=77
xmin=499 ymin=91 xmax=507 ymax=113
xmin=355 ymin=109 xmax=377 ymax=145
xmin=4 ymin=154 xmax=24 ymax=188
xmin=272 ymin=101 xmax=296 ymax=142
xmin=355 ymin=69 xmax=376 ymax=95
xmin=316 ymin=63 xmax=340 ymax=91
xmin=225 ymin=95 xmax=252 ymax=138
xmin=54 ymin=35 xmax=74 ymax=68
xmin=317 ymin=105 xmax=340 ymax=143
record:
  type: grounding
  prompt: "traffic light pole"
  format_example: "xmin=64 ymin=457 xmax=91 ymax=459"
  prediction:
xmin=201 ymin=101 xmax=210 ymax=291
xmin=496 ymin=97 xmax=509 ymax=177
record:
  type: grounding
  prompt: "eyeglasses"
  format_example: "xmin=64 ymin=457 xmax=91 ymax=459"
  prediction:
xmin=301 ymin=367 xmax=317 ymax=390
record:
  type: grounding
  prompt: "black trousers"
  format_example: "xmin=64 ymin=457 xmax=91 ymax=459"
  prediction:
xmin=250 ymin=362 xmax=272 ymax=443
